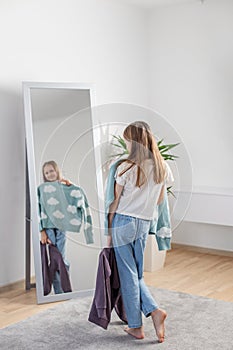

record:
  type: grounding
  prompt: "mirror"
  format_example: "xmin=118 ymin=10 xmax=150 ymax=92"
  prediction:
xmin=23 ymin=82 xmax=102 ymax=303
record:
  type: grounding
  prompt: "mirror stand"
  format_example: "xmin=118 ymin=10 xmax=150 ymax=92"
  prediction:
xmin=23 ymin=81 xmax=102 ymax=303
xmin=25 ymin=146 xmax=36 ymax=291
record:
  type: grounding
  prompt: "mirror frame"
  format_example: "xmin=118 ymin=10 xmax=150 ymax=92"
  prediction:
xmin=23 ymin=81 xmax=102 ymax=304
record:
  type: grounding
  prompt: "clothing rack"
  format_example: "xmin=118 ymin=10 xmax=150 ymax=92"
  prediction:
xmin=25 ymin=147 xmax=36 ymax=290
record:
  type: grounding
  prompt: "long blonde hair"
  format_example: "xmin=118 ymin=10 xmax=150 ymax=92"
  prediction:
xmin=118 ymin=121 xmax=165 ymax=187
xmin=42 ymin=160 xmax=62 ymax=182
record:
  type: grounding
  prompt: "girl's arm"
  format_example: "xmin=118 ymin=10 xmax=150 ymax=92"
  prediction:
xmin=157 ymin=184 xmax=165 ymax=205
xmin=107 ymin=182 xmax=124 ymax=246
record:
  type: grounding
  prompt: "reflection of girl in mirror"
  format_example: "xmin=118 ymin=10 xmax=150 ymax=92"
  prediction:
xmin=107 ymin=121 xmax=173 ymax=342
xmin=39 ymin=160 xmax=71 ymax=294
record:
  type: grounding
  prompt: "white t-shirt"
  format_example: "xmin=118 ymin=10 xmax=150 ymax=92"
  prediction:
xmin=115 ymin=159 xmax=174 ymax=220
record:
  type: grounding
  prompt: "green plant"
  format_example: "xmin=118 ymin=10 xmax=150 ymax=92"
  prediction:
xmin=111 ymin=134 xmax=179 ymax=196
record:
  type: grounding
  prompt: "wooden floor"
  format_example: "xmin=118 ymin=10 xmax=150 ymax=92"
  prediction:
xmin=145 ymin=246 xmax=233 ymax=302
xmin=1 ymin=246 xmax=233 ymax=329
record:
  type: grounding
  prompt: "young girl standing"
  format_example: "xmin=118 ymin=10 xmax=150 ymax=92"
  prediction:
xmin=107 ymin=121 xmax=173 ymax=342
xmin=39 ymin=160 xmax=70 ymax=294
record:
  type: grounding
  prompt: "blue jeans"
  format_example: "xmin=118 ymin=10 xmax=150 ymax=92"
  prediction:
xmin=112 ymin=213 xmax=158 ymax=328
xmin=46 ymin=228 xmax=70 ymax=294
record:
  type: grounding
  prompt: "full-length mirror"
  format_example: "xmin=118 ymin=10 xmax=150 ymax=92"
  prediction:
xmin=23 ymin=82 xmax=102 ymax=303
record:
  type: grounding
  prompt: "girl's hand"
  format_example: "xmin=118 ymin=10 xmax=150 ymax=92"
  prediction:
xmin=60 ymin=178 xmax=72 ymax=186
xmin=40 ymin=230 xmax=52 ymax=244
xmin=107 ymin=234 xmax=112 ymax=247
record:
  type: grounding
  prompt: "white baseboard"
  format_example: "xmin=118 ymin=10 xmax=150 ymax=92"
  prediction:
xmin=172 ymin=186 xmax=233 ymax=227
xmin=172 ymin=221 xmax=233 ymax=252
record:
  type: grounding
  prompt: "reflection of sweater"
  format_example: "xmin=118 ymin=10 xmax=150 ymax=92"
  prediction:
xmin=40 ymin=243 xmax=72 ymax=296
xmin=104 ymin=159 xmax=172 ymax=250
xmin=88 ymin=248 xmax=127 ymax=329
xmin=38 ymin=182 xmax=94 ymax=244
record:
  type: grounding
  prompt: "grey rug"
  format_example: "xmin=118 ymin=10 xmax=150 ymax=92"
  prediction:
xmin=1 ymin=287 xmax=233 ymax=350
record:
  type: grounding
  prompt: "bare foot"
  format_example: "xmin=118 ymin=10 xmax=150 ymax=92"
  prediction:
xmin=151 ymin=308 xmax=167 ymax=343
xmin=124 ymin=326 xmax=145 ymax=339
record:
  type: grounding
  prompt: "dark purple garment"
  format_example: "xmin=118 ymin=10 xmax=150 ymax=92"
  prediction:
xmin=88 ymin=247 xmax=127 ymax=329
xmin=40 ymin=243 xmax=72 ymax=295
xmin=40 ymin=242 xmax=51 ymax=295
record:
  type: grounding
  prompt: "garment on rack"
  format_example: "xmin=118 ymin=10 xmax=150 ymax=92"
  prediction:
xmin=104 ymin=159 xmax=173 ymax=251
xmin=88 ymin=247 xmax=127 ymax=329
xmin=40 ymin=242 xmax=72 ymax=295
xmin=38 ymin=182 xmax=94 ymax=244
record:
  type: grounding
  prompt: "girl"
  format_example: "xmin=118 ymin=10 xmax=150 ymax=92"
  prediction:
xmin=39 ymin=160 xmax=71 ymax=294
xmin=107 ymin=121 xmax=173 ymax=342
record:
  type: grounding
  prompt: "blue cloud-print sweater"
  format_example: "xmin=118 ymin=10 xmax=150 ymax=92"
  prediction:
xmin=38 ymin=182 xmax=94 ymax=244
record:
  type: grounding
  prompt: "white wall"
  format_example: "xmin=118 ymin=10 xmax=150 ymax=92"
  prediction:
xmin=1 ymin=0 xmax=233 ymax=287
xmin=0 ymin=0 xmax=149 ymax=286
xmin=148 ymin=0 xmax=233 ymax=250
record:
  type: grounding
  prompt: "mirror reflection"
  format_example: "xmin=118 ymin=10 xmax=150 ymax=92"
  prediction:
xmin=24 ymin=83 xmax=101 ymax=302
xmin=38 ymin=160 xmax=94 ymax=295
